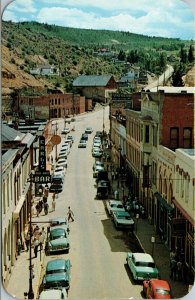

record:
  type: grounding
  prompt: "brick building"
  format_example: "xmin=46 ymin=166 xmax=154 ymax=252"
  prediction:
xmin=18 ymin=93 xmax=87 ymax=120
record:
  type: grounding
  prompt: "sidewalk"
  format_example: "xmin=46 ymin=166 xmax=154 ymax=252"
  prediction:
xmin=107 ymin=164 xmax=189 ymax=299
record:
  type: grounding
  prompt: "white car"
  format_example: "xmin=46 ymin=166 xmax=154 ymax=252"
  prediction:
xmin=57 ymin=158 xmax=68 ymax=168
xmin=93 ymin=136 xmax=101 ymax=142
xmin=93 ymin=161 xmax=104 ymax=171
xmin=106 ymin=200 xmax=125 ymax=216
xmin=39 ymin=288 xmax=67 ymax=299
xmin=93 ymin=165 xmax=104 ymax=178
xmin=61 ymin=128 xmax=70 ymax=134
xmin=93 ymin=141 xmax=102 ymax=148
xmin=78 ymin=140 xmax=87 ymax=148
xmin=58 ymin=151 xmax=67 ymax=159
xmin=92 ymin=148 xmax=103 ymax=157
xmin=54 ymin=166 xmax=66 ymax=177
xmin=61 ymin=144 xmax=70 ymax=154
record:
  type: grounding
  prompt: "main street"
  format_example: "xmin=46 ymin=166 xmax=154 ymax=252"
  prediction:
xmin=42 ymin=107 xmax=143 ymax=299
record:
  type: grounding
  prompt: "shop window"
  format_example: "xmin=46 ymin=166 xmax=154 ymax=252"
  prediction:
xmin=183 ymin=128 xmax=192 ymax=148
xmin=170 ymin=127 xmax=179 ymax=149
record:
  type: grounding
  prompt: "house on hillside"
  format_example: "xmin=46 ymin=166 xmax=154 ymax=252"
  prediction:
xmin=73 ymin=74 xmax=117 ymax=103
xmin=30 ymin=65 xmax=59 ymax=76
xmin=118 ymin=67 xmax=140 ymax=88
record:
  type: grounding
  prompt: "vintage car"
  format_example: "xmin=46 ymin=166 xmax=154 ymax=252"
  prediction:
xmin=92 ymin=148 xmax=103 ymax=158
xmin=126 ymin=252 xmax=159 ymax=281
xmin=49 ymin=217 xmax=70 ymax=234
xmin=49 ymin=183 xmax=63 ymax=194
xmin=93 ymin=160 xmax=104 ymax=171
xmin=143 ymin=279 xmax=171 ymax=299
xmin=61 ymin=128 xmax=70 ymax=134
xmin=96 ymin=180 xmax=110 ymax=199
xmin=78 ymin=139 xmax=87 ymax=148
xmin=106 ymin=200 xmax=125 ymax=216
xmin=113 ymin=211 xmax=134 ymax=230
xmin=39 ymin=288 xmax=67 ymax=299
xmin=45 ymin=225 xmax=70 ymax=255
xmin=93 ymin=165 xmax=104 ymax=177
xmin=43 ymin=258 xmax=71 ymax=290
xmin=85 ymin=127 xmax=93 ymax=134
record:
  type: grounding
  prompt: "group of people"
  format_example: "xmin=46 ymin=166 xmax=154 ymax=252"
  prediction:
xmin=170 ymin=249 xmax=184 ymax=281
xmin=32 ymin=226 xmax=46 ymax=258
xmin=35 ymin=196 xmax=49 ymax=217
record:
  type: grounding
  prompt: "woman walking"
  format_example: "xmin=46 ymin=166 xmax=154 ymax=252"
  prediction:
xmin=67 ymin=206 xmax=74 ymax=222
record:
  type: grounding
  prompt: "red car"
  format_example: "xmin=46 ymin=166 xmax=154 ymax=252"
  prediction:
xmin=143 ymin=279 xmax=171 ymax=299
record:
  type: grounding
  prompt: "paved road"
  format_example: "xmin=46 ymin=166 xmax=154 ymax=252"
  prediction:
xmin=41 ymin=108 xmax=143 ymax=299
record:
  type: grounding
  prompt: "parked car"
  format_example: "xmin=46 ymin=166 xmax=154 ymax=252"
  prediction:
xmin=95 ymin=131 xmax=103 ymax=137
xmin=50 ymin=217 xmax=70 ymax=234
xmin=93 ymin=136 xmax=101 ymax=142
xmin=52 ymin=174 xmax=64 ymax=184
xmin=45 ymin=225 xmax=70 ymax=255
xmin=93 ymin=160 xmax=104 ymax=171
xmin=106 ymin=200 xmax=125 ymax=216
xmin=143 ymin=279 xmax=171 ymax=299
xmin=43 ymin=258 xmax=71 ymax=290
xmin=81 ymin=133 xmax=88 ymax=141
xmin=58 ymin=152 xmax=67 ymax=159
xmin=112 ymin=211 xmax=134 ymax=230
xmin=93 ymin=141 xmax=102 ymax=149
xmin=78 ymin=140 xmax=87 ymax=148
xmin=49 ymin=183 xmax=63 ymax=194
xmin=96 ymin=170 xmax=109 ymax=183
xmin=96 ymin=180 xmax=110 ymax=199
xmin=57 ymin=158 xmax=67 ymax=168
xmin=39 ymin=288 xmax=67 ymax=299
xmin=61 ymin=144 xmax=70 ymax=154
xmin=61 ymin=128 xmax=70 ymax=134
xmin=54 ymin=166 xmax=66 ymax=177
xmin=126 ymin=252 xmax=159 ymax=281
xmin=85 ymin=127 xmax=93 ymax=134
xmin=93 ymin=165 xmax=104 ymax=178
xmin=92 ymin=148 xmax=103 ymax=157
xmin=67 ymin=135 xmax=74 ymax=144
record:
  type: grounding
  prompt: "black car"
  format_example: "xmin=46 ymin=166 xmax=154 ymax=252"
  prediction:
xmin=81 ymin=133 xmax=88 ymax=141
xmin=49 ymin=183 xmax=63 ymax=194
xmin=52 ymin=175 xmax=64 ymax=185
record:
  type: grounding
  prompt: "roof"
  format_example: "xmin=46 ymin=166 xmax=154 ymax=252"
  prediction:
xmin=145 ymin=86 xmax=195 ymax=94
xmin=73 ymin=75 xmax=113 ymax=87
xmin=2 ymin=149 xmax=19 ymax=169
xmin=1 ymin=124 xmax=25 ymax=142
xmin=133 ymin=253 xmax=154 ymax=263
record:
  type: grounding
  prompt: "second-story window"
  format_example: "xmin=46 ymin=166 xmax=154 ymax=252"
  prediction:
xmin=170 ymin=127 xmax=179 ymax=149
xmin=145 ymin=125 xmax=149 ymax=143
xmin=183 ymin=127 xmax=192 ymax=148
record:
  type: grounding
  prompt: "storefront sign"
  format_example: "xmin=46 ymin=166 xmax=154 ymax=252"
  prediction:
xmin=39 ymin=136 xmax=46 ymax=171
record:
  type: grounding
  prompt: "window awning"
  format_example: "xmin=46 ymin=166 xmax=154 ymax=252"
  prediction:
xmin=13 ymin=195 xmax=26 ymax=220
xmin=154 ymin=192 xmax=173 ymax=212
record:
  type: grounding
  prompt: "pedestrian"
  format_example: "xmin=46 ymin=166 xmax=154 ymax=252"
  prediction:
xmin=114 ymin=189 xmax=119 ymax=200
xmin=170 ymin=249 xmax=176 ymax=261
xmin=25 ymin=231 xmax=31 ymax=252
xmin=67 ymin=206 xmax=74 ymax=222
xmin=39 ymin=232 xmax=44 ymax=251
xmin=177 ymin=258 xmax=183 ymax=281
xmin=44 ymin=202 xmax=49 ymax=215
xmin=17 ymin=235 xmax=22 ymax=255
xmin=41 ymin=227 xmax=46 ymax=241
xmin=35 ymin=203 xmax=40 ymax=217
xmin=170 ymin=257 xmax=177 ymax=280
xmin=52 ymin=199 xmax=56 ymax=211
xmin=33 ymin=238 xmax=39 ymax=258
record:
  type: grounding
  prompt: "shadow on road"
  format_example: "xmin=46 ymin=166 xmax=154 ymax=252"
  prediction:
xmin=101 ymin=218 xmax=144 ymax=253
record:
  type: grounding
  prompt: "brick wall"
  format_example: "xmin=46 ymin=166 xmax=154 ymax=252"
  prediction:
xmin=161 ymin=93 xmax=194 ymax=148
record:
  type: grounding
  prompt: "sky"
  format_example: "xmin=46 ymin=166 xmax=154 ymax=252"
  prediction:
xmin=2 ymin=0 xmax=195 ymax=40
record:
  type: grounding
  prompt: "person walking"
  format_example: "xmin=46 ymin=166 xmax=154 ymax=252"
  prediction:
xmin=35 ymin=203 xmax=40 ymax=217
xmin=17 ymin=235 xmax=22 ymax=255
xmin=44 ymin=202 xmax=49 ymax=215
xmin=33 ymin=238 xmax=39 ymax=258
xmin=170 ymin=257 xmax=177 ymax=280
xmin=67 ymin=206 xmax=74 ymax=222
xmin=25 ymin=231 xmax=31 ymax=252
xmin=177 ymin=258 xmax=183 ymax=281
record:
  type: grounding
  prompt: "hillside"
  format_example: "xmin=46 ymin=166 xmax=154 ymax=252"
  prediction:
xmin=1 ymin=21 xmax=193 ymax=95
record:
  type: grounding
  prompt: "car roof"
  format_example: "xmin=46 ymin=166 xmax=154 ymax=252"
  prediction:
xmin=132 ymin=253 xmax=154 ymax=263
xmin=150 ymin=279 xmax=171 ymax=290
xmin=39 ymin=289 xmax=63 ymax=299
xmin=46 ymin=258 xmax=67 ymax=270
xmin=50 ymin=217 xmax=66 ymax=223
xmin=109 ymin=200 xmax=123 ymax=205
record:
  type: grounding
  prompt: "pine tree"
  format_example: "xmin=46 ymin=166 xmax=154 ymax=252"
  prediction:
xmin=188 ymin=45 xmax=194 ymax=63
xmin=172 ymin=69 xmax=184 ymax=86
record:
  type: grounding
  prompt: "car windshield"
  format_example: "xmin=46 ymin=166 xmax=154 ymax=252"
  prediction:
xmin=47 ymin=268 xmax=66 ymax=274
xmin=45 ymin=280 xmax=68 ymax=288
xmin=50 ymin=228 xmax=66 ymax=240
xmin=156 ymin=289 xmax=170 ymax=295
xmin=135 ymin=262 xmax=155 ymax=268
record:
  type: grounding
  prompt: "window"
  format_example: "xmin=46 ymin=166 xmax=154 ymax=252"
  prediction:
xmin=145 ymin=125 xmax=149 ymax=143
xmin=183 ymin=128 xmax=192 ymax=148
xmin=170 ymin=127 xmax=179 ymax=149
xmin=153 ymin=125 xmax=157 ymax=147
